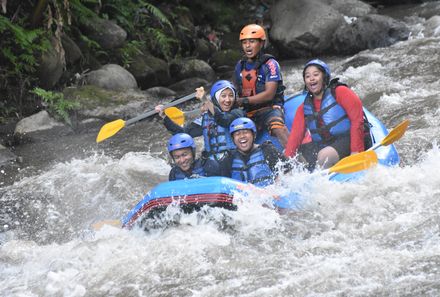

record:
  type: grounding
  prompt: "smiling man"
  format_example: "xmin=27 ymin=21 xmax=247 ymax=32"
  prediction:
xmin=167 ymin=133 xmax=222 ymax=181
xmin=233 ymin=24 xmax=289 ymax=148
xmin=221 ymin=117 xmax=291 ymax=187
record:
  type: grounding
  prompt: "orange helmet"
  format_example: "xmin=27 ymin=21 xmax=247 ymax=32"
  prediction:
xmin=239 ymin=24 xmax=266 ymax=41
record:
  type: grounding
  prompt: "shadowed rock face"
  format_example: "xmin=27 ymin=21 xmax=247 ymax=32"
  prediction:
xmin=364 ymin=0 xmax=426 ymax=6
xmin=270 ymin=0 xmax=344 ymax=58
xmin=331 ymin=14 xmax=410 ymax=55
xmin=269 ymin=0 xmax=411 ymax=58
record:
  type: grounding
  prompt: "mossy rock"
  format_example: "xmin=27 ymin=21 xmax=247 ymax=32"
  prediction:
xmin=63 ymin=85 xmax=146 ymax=110
xmin=210 ymin=49 xmax=242 ymax=69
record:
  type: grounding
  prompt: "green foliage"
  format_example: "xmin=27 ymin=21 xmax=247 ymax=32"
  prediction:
xmin=139 ymin=0 xmax=173 ymax=29
xmin=69 ymin=0 xmax=100 ymax=24
xmin=0 ymin=15 xmax=50 ymax=76
xmin=145 ymin=28 xmax=178 ymax=60
xmin=100 ymin=0 xmax=178 ymax=60
xmin=32 ymin=87 xmax=80 ymax=125
xmin=120 ymin=40 xmax=144 ymax=67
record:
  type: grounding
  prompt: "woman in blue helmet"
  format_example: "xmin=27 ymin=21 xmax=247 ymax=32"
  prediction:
xmin=221 ymin=117 xmax=292 ymax=187
xmin=167 ymin=133 xmax=222 ymax=181
xmin=285 ymin=59 xmax=365 ymax=170
xmin=155 ymin=80 xmax=245 ymax=162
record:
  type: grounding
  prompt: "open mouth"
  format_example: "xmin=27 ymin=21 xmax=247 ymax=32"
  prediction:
xmin=308 ymin=82 xmax=320 ymax=92
xmin=245 ymin=49 xmax=254 ymax=56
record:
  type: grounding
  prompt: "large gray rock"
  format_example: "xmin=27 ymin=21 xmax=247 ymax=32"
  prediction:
xmin=144 ymin=86 xmax=177 ymax=98
xmin=169 ymin=59 xmax=216 ymax=82
xmin=61 ymin=34 xmax=82 ymax=65
xmin=128 ymin=54 xmax=170 ymax=89
xmin=81 ymin=18 xmax=127 ymax=49
xmin=424 ymin=16 xmax=440 ymax=37
xmin=210 ymin=49 xmax=243 ymax=69
xmin=167 ymin=77 xmax=209 ymax=93
xmin=332 ymin=14 xmax=410 ymax=55
xmin=14 ymin=110 xmax=71 ymax=143
xmin=327 ymin=0 xmax=376 ymax=17
xmin=270 ymin=0 xmax=344 ymax=58
xmin=38 ymin=37 xmax=66 ymax=89
xmin=85 ymin=64 xmax=138 ymax=91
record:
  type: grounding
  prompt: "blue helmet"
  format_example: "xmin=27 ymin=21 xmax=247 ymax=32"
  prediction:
xmin=167 ymin=133 xmax=196 ymax=153
xmin=303 ymin=59 xmax=331 ymax=85
xmin=229 ymin=117 xmax=257 ymax=135
xmin=209 ymin=80 xmax=236 ymax=107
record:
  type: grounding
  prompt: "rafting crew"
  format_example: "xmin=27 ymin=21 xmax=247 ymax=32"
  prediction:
xmin=220 ymin=117 xmax=292 ymax=187
xmin=233 ymin=24 xmax=289 ymax=148
xmin=167 ymin=133 xmax=223 ymax=181
xmin=155 ymin=80 xmax=245 ymax=162
xmin=285 ymin=59 xmax=366 ymax=170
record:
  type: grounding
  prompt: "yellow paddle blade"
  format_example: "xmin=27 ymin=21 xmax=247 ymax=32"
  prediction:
xmin=328 ymin=150 xmax=378 ymax=174
xmin=381 ymin=119 xmax=410 ymax=146
xmin=92 ymin=219 xmax=121 ymax=230
xmin=164 ymin=107 xmax=185 ymax=126
xmin=96 ymin=119 xmax=126 ymax=143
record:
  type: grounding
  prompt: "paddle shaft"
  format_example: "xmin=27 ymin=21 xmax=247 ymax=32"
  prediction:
xmin=125 ymin=92 xmax=196 ymax=126
xmin=368 ymin=119 xmax=409 ymax=151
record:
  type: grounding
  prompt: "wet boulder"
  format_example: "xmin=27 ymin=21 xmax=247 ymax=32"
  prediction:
xmin=331 ymin=14 xmax=410 ymax=55
xmin=169 ymin=58 xmax=216 ymax=82
xmin=328 ymin=0 xmax=376 ymax=18
xmin=85 ymin=64 xmax=138 ymax=91
xmin=61 ymin=34 xmax=82 ymax=66
xmin=128 ymin=54 xmax=171 ymax=90
xmin=167 ymin=77 xmax=210 ymax=94
xmin=144 ymin=86 xmax=177 ymax=99
xmin=210 ymin=49 xmax=243 ymax=70
xmin=80 ymin=18 xmax=127 ymax=49
xmin=270 ymin=0 xmax=344 ymax=58
xmin=37 ymin=37 xmax=66 ymax=89
xmin=424 ymin=16 xmax=440 ymax=37
xmin=14 ymin=111 xmax=71 ymax=144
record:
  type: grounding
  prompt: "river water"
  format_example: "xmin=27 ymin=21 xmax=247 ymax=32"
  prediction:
xmin=1 ymin=4 xmax=440 ymax=297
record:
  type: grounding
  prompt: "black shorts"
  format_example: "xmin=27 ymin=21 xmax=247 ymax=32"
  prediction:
xmin=248 ymin=106 xmax=286 ymax=132
xmin=299 ymin=134 xmax=351 ymax=169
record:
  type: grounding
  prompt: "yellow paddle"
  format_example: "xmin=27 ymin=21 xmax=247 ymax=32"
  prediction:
xmin=164 ymin=107 xmax=185 ymax=126
xmin=369 ymin=119 xmax=410 ymax=151
xmin=96 ymin=92 xmax=196 ymax=143
xmin=326 ymin=119 xmax=409 ymax=177
xmin=326 ymin=150 xmax=378 ymax=174
xmin=164 ymin=106 xmax=202 ymax=126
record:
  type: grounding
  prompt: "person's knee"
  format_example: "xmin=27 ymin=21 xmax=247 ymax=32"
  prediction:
xmin=270 ymin=125 xmax=288 ymax=136
xmin=268 ymin=117 xmax=287 ymax=135
xmin=317 ymin=147 xmax=339 ymax=168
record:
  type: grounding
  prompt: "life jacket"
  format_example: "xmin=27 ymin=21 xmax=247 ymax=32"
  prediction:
xmin=238 ymin=54 xmax=285 ymax=111
xmin=303 ymin=79 xmax=351 ymax=143
xmin=201 ymin=113 xmax=235 ymax=161
xmin=172 ymin=159 xmax=207 ymax=180
xmin=231 ymin=145 xmax=274 ymax=187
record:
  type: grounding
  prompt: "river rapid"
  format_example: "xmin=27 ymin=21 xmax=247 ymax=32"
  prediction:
xmin=1 ymin=3 xmax=440 ymax=297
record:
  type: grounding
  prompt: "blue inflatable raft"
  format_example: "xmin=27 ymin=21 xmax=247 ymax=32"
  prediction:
xmin=122 ymin=93 xmax=399 ymax=229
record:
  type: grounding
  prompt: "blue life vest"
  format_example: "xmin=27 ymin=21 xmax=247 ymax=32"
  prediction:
xmin=202 ymin=113 xmax=235 ymax=161
xmin=231 ymin=146 xmax=274 ymax=187
xmin=238 ymin=54 xmax=285 ymax=111
xmin=303 ymin=88 xmax=350 ymax=143
xmin=172 ymin=159 xmax=207 ymax=180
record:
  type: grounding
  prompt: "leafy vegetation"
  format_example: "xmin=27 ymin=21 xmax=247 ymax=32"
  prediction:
xmin=32 ymin=87 xmax=80 ymax=125
xmin=0 ymin=0 xmax=245 ymax=124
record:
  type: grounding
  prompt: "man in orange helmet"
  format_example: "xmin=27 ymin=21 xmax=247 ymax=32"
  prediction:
xmin=233 ymin=23 xmax=289 ymax=148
